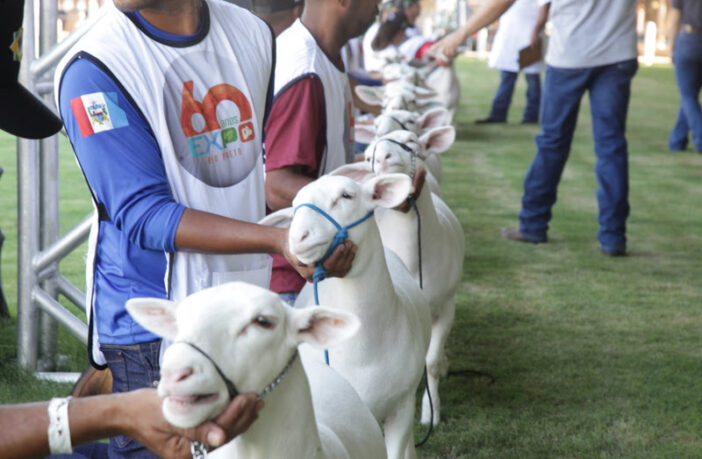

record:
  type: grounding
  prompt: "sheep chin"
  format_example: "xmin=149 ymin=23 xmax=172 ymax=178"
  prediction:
xmin=162 ymin=392 xmax=227 ymax=428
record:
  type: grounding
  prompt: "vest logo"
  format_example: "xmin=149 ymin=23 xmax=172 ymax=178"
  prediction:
xmin=163 ymin=52 xmax=261 ymax=188
xmin=181 ymin=81 xmax=255 ymax=161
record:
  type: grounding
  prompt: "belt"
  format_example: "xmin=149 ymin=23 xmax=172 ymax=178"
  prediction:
xmin=682 ymin=24 xmax=702 ymax=34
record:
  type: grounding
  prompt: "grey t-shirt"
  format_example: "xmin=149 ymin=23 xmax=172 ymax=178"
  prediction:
xmin=673 ymin=0 xmax=702 ymax=30
xmin=539 ymin=0 xmax=637 ymax=68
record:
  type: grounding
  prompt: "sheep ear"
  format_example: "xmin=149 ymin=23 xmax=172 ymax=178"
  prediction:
xmin=364 ymin=173 xmax=412 ymax=208
xmin=354 ymin=124 xmax=377 ymax=144
xmin=354 ymin=85 xmax=384 ymax=106
xmin=329 ymin=162 xmax=375 ymax=183
xmin=417 ymin=107 xmax=449 ymax=130
xmin=418 ymin=126 xmax=456 ymax=155
xmin=126 ymin=298 xmax=179 ymax=340
xmin=258 ymin=207 xmax=294 ymax=228
xmin=291 ymin=307 xmax=360 ymax=348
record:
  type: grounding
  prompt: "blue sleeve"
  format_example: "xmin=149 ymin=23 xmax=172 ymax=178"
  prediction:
xmin=58 ymin=54 xmax=185 ymax=253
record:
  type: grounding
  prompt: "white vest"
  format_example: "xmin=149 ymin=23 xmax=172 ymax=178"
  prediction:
xmin=55 ymin=0 xmax=274 ymax=362
xmin=275 ymin=19 xmax=354 ymax=175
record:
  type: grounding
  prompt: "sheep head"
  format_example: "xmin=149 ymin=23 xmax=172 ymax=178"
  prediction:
xmin=126 ymin=281 xmax=359 ymax=428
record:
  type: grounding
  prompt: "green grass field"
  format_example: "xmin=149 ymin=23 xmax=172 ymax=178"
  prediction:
xmin=1 ymin=58 xmax=701 ymax=457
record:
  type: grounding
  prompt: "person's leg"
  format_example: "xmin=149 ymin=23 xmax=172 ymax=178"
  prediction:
xmin=522 ymin=72 xmax=541 ymax=123
xmin=588 ymin=59 xmax=638 ymax=254
xmin=100 ymin=341 xmax=161 ymax=459
xmin=669 ymin=107 xmax=689 ymax=151
xmin=517 ymin=65 xmax=590 ymax=242
xmin=481 ymin=70 xmax=518 ymax=122
xmin=674 ymin=33 xmax=702 ymax=152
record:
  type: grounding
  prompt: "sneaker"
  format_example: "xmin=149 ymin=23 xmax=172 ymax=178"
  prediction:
xmin=475 ymin=117 xmax=506 ymax=124
xmin=600 ymin=246 xmax=627 ymax=257
xmin=501 ymin=227 xmax=546 ymax=244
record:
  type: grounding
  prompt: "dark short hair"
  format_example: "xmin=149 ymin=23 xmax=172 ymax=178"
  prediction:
xmin=251 ymin=0 xmax=302 ymax=14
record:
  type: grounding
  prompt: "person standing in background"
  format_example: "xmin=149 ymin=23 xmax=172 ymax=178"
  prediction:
xmin=668 ymin=0 xmax=702 ymax=153
xmin=476 ymin=0 xmax=549 ymax=125
xmin=433 ymin=0 xmax=638 ymax=257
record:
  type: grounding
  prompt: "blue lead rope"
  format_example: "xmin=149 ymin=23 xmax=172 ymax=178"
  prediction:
xmin=294 ymin=203 xmax=374 ymax=365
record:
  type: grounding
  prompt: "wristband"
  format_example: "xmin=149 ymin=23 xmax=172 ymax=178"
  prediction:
xmin=47 ymin=396 xmax=73 ymax=454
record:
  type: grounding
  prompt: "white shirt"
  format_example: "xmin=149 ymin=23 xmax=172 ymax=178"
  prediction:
xmin=540 ymin=0 xmax=637 ymax=68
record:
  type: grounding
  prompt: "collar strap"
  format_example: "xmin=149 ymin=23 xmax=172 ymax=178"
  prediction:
xmin=370 ymin=137 xmax=426 ymax=174
xmin=388 ymin=116 xmax=410 ymax=131
xmin=178 ymin=341 xmax=239 ymax=400
xmin=293 ymin=203 xmax=374 ymax=282
xmin=175 ymin=342 xmax=299 ymax=402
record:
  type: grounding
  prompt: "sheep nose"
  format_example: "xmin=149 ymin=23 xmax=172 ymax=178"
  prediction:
xmin=299 ymin=230 xmax=310 ymax=242
xmin=162 ymin=366 xmax=194 ymax=384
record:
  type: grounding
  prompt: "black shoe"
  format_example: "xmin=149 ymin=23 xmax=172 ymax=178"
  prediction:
xmin=475 ymin=117 xmax=506 ymax=124
xmin=600 ymin=247 xmax=627 ymax=257
xmin=501 ymin=227 xmax=546 ymax=244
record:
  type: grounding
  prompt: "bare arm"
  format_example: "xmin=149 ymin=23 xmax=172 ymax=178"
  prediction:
xmin=430 ymin=0 xmax=516 ymax=59
xmin=0 ymin=390 xmax=261 ymax=459
xmin=530 ymin=2 xmax=551 ymax=48
xmin=265 ymin=166 xmax=315 ymax=211
xmin=668 ymin=6 xmax=681 ymax=57
xmin=174 ymin=208 xmax=354 ymax=281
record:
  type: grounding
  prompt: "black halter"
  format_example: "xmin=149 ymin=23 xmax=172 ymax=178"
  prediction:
xmin=369 ymin=137 xmax=425 ymax=178
xmin=176 ymin=341 xmax=299 ymax=401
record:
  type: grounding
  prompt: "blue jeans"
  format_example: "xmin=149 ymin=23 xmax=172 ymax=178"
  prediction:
xmin=488 ymin=70 xmax=541 ymax=122
xmin=100 ymin=341 xmax=162 ymax=459
xmin=669 ymin=32 xmax=702 ymax=151
xmin=519 ymin=59 xmax=638 ymax=251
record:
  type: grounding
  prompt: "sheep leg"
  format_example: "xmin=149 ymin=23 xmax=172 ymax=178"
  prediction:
xmin=421 ymin=298 xmax=455 ymax=426
xmin=383 ymin=395 xmax=416 ymax=459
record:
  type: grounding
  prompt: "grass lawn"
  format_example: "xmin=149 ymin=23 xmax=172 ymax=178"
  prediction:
xmin=1 ymin=58 xmax=701 ymax=457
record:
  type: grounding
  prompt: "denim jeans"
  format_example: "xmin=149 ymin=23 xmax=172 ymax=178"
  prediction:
xmin=519 ymin=59 xmax=638 ymax=251
xmin=488 ymin=70 xmax=541 ymax=122
xmin=100 ymin=340 xmax=162 ymax=459
xmin=669 ymin=32 xmax=702 ymax=152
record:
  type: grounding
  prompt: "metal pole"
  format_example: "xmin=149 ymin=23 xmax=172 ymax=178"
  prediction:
xmin=17 ymin=0 xmax=40 ymax=371
xmin=37 ymin=0 xmax=60 ymax=372
xmin=33 ymin=215 xmax=92 ymax=274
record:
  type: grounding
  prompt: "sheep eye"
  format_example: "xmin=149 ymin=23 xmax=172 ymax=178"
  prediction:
xmin=341 ymin=192 xmax=353 ymax=200
xmin=254 ymin=316 xmax=275 ymax=329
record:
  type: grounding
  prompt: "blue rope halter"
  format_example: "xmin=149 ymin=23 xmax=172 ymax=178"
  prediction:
xmin=293 ymin=203 xmax=374 ymax=365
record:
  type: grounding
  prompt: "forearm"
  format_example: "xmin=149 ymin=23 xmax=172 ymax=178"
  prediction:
xmin=0 ymin=395 xmax=122 ymax=459
xmin=533 ymin=3 xmax=550 ymax=36
xmin=265 ymin=167 xmax=315 ymax=211
xmin=455 ymin=0 xmax=516 ymax=43
xmin=174 ymin=208 xmax=287 ymax=255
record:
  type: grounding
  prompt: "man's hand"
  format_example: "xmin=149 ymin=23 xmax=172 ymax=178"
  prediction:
xmin=121 ymin=389 xmax=261 ymax=459
xmin=429 ymin=31 xmax=465 ymax=62
xmin=394 ymin=167 xmax=427 ymax=213
xmin=283 ymin=238 xmax=357 ymax=282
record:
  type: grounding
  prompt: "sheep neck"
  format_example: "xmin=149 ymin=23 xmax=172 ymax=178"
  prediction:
xmin=319 ymin=221 xmax=397 ymax=308
xmin=233 ymin=357 xmax=324 ymax=458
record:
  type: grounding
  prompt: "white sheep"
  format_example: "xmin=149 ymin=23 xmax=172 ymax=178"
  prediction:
xmin=261 ymin=174 xmax=432 ymax=459
xmin=335 ymin=127 xmax=464 ymax=426
xmin=379 ymin=61 xmax=460 ymax=122
xmin=354 ymin=80 xmax=443 ymax=115
xmin=126 ymin=281 xmax=387 ymax=459
xmin=354 ymin=107 xmax=450 ymax=187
